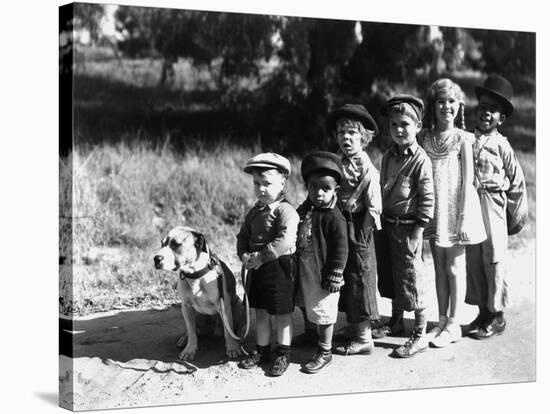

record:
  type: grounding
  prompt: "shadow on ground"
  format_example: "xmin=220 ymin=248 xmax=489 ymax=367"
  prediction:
xmin=60 ymin=306 xmax=454 ymax=370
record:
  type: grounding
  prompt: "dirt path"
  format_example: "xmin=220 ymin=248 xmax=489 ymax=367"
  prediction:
xmin=59 ymin=241 xmax=535 ymax=411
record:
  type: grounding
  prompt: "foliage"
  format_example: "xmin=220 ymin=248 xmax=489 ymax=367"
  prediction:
xmin=59 ymin=140 xmax=306 ymax=315
xmin=468 ymin=29 xmax=536 ymax=82
xmin=63 ymin=5 xmax=532 ymax=148
xmin=73 ymin=3 xmax=106 ymax=42
xmin=115 ymin=7 xmax=277 ymax=86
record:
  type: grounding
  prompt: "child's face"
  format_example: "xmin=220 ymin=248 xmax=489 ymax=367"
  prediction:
xmin=389 ymin=113 xmax=421 ymax=148
xmin=252 ymin=169 xmax=285 ymax=204
xmin=434 ymin=91 xmax=460 ymax=127
xmin=476 ymin=93 xmax=505 ymax=134
xmin=336 ymin=119 xmax=363 ymax=157
xmin=306 ymin=173 xmax=339 ymax=208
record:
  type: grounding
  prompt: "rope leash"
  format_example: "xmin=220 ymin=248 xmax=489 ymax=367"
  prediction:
xmin=218 ymin=256 xmax=251 ymax=355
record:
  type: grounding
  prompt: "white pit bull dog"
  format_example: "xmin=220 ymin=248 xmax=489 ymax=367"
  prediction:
xmin=153 ymin=226 xmax=246 ymax=361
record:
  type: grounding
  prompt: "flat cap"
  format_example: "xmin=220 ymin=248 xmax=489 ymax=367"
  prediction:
xmin=327 ymin=104 xmax=379 ymax=135
xmin=243 ymin=152 xmax=291 ymax=175
xmin=301 ymin=151 xmax=344 ymax=183
xmin=381 ymin=94 xmax=425 ymax=120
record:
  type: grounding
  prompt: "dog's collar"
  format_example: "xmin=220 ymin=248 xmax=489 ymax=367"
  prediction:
xmin=179 ymin=255 xmax=218 ymax=280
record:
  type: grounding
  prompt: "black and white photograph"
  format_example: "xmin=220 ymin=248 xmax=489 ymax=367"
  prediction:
xmin=2 ymin=0 xmax=546 ymax=413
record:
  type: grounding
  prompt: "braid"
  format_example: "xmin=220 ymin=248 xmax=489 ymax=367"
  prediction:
xmin=457 ymin=103 xmax=466 ymax=130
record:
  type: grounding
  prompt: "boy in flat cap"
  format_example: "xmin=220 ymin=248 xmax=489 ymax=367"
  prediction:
xmin=376 ymin=95 xmax=435 ymax=358
xmin=325 ymin=104 xmax=382 ymax=356
xmin=465 ymin=74 xmax=527 ymax=340
xmin=295 ymin=151 xmax=349 ymax=373
xmin=236 ymin=152 xmax=299 ymax=376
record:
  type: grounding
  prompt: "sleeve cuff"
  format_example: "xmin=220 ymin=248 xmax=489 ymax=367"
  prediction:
xmin=323 ymin=271 xmax=345 ymax=286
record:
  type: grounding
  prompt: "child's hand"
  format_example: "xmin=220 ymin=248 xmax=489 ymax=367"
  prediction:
xmin=456 ymin=214 xmax=469 ymax=242
xmin=342 ymin=201 xmax=357 ymax=213
xmin=245 ymin=252 xmax=262 ymax=270
xmin=408 ymin=225 xmax=424 ymax=253
xmin=321 ymin=280 xmax=340 ymax=293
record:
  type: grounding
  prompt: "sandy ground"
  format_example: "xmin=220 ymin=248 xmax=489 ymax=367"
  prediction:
xmin=59 ymin=241 xmax=535 ymax=411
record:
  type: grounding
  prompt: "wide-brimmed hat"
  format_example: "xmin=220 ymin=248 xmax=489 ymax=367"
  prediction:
xmin=301 ymin=151 xmax=344 ymax=183
xmin=326 ymin=104 xmax=379 ymax=135
xmin=475 ymin=74 xmax=514 ymax=116
xmin=380 ymin=94 xmax=425 ymax=120
xmin=243 ymin=152 xmax=291 ymax=175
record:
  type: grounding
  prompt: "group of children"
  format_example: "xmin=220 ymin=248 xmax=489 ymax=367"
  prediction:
xmin=235 ymin=74 xmax=526 ymax=377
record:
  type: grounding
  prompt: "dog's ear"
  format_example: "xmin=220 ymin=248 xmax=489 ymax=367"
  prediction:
xmin=193 ymin=232 xmax=208 ymax=253
xmin=161 ymin=236 xmax=169 ymax=247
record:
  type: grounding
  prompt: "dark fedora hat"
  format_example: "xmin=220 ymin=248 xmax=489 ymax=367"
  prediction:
xmin=301 ymin=151 xmax=344 ymax=183
xmin=475 ymin=74 xmax=514 ymax=116
xmin=381 ymin=94 xmax=425 ymax=120
xmin=327 ymin=104 xmax=379 ymax=136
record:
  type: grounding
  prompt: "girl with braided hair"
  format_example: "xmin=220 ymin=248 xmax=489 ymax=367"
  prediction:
xmin=419 ymin=78 xmax=486 ymax=348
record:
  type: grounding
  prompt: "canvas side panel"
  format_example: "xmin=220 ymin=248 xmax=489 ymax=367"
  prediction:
xmin=59 ymin=2 xmax=74 ymax=412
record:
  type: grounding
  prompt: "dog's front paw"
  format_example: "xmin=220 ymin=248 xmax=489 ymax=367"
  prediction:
xmin=179 ymin=344 xmax=198 ymax=361
xmin=226 ymin=341 xmax=243 ymax=359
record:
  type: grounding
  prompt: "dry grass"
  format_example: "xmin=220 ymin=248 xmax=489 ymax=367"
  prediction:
xmin=59 ymin=140 xmax=535 ymax=316
xmin=59 ymin=140 xmax=307 ymax=315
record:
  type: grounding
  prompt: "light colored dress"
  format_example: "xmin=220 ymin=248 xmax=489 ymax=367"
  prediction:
xmin=296 ymin=210 xmax=340 ymax=325
xmin=420 ymin=128 xmax=486 ymax=247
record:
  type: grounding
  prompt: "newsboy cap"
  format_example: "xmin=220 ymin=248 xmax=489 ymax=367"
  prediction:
xmin=243 ymin=152 xmax=291 ymax=175
xmin=301 ymin=151 xmax=344 ymax=183
xmin=326 ymin=104 xmax=379 ymax=136
xmin=475 ymin=73 xmax=514 ymax=117
xmin=381 ymin=94 xmax=425 ymax=120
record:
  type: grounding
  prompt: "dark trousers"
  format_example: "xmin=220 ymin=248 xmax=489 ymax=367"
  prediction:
xmin=375 ymin=221 xmax=427 ymax=312
xmin=338 ymin=211 xmax=380 ymax=323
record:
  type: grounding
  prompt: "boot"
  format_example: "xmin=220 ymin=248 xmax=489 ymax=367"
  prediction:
xmin=473 ymin=311 xmax=506 ymax=339
xmin=334 ymin=340 xmax=373 ymax=356
xmin=238 ymin=344 xmax=271 ymax=369
xmin=302 ymin=347 xmax=332 ymax=374
xmin=393 ymin=326 xmax=428 ymax=358
xmin=268 ymin=344 xmax=290 ymax=377
xmin=466 ymin=307 xmax=489 ymax=336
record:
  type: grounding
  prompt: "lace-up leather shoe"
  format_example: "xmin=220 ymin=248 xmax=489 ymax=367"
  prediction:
xmin=393 ymin=328 xmax=428 ymax=358
xmin=238 ymin=346 xmax=271 ymax=369
xmin=302 ymin=349 xmax=332 ymax=374
xmin=466 ymin=309 xmax=489 ymax=336
xmin=473 ymin=313 xmax=506 ymax=340
xmin=268 ymin=355 xmax=290 ymax=376
xmin=334 ymin=340 xmax=373 ymax=356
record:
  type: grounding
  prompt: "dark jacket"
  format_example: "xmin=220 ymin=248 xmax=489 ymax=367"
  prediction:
xmin=297 ymin=198 xmax=349 ymax=287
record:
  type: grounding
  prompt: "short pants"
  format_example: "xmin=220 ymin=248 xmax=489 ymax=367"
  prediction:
xmin=248 ymin=254 xmax=296 ymax=315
